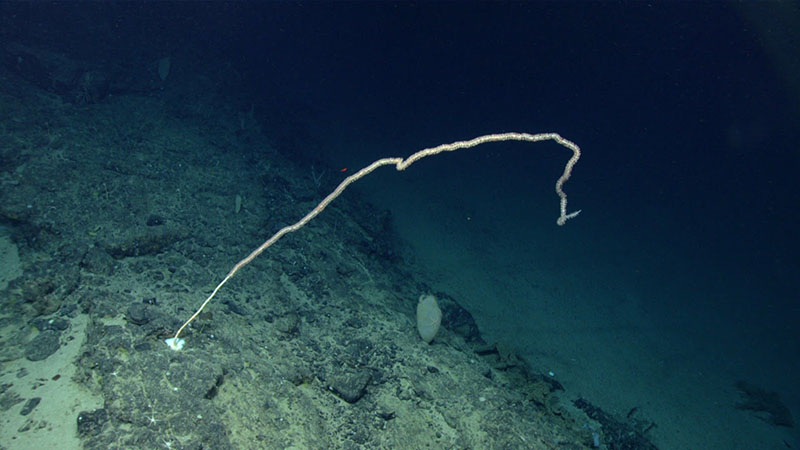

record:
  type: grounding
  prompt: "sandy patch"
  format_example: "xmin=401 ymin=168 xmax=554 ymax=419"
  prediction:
xmin=0 ymin=314 xmax=103 ymax=450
